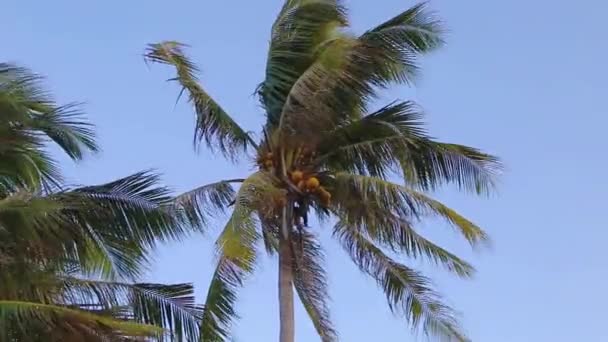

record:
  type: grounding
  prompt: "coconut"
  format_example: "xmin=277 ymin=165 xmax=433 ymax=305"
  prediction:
xmin=305 ymin=177 xmax=320 ymax=190
xmin=291 ymin=170 xmax=304 ymax=183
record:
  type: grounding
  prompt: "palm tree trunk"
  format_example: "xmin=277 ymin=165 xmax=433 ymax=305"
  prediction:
xmin=278 ymin=205 xmax=295 ymax=342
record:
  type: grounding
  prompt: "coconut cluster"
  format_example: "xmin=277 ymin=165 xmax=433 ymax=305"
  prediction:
xmin=289 ymin=170 xmax=331 ymax=207
xmin=256 ymin=147 xmax=331 ymax=207
xmin=257 ymin=152 xmax=275 ymax=170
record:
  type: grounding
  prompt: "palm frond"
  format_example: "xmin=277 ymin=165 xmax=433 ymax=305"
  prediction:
xmin=144 ymin=42 xmax=256 ymax=158
xmin=27 ymin=103 xmax=98 ymax=160
xmin=0 ymin=63 xmax=98 ymax=161
xmin=292 ymin=231 xmax=336 ymax=341
xmin=0 ymin=300 xmax=162 ymax=340
xmin=401 ymin=141 xmax=501 ymax=194
xmin=273 ymin=3 xmax=443 ymax=142
xmin=331 ymin=173 xmax=489 ymax=248
xmin=0 ymin=171 xmax=203 ymax=339
xmin=317 ymin=101 xmax=426 ymax=177
xmin=0 ymin=145 xmax=62 ymax=192
xmin=358 ymin=2 xmax=444 ymax=85
xmin=0 ymin=62 xmax=97 ymax=191
xmin=334 ymin=226 xmax=469 ymax=342
xmin=0 ymin=171 xmax=187 ymax=280
xmin=261 ymin=0 xmax=349 ymax=127
xmin=61 ymin=277 xmax=203 ymax=342
xmin=315 ymin=101 xmax=501 ymax=193
xmin=260 ymin=216 xmax=280 ymax=255
xmin=274 ymin=34 xmax=362 ymax=141
xmin=173 ymin=178 xmax=242 ymax=230
xmin=0 ymin=63 xmax=49 ymax=106
xmin=130 ymin=283 xmax=202 ymax=341
xmin=201 ymin=255 xmax=249 ymax=341
xmin=60 ymin=171 xmax=183 ymax=280
xmin=331 ymin=194 xmax=474 ymax=277
xmin=200 ymin=172 xmax=279 ymax=341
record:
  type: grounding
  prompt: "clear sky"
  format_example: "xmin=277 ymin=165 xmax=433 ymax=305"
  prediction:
xmin=5 ymin=0 xmax=608 ymax=340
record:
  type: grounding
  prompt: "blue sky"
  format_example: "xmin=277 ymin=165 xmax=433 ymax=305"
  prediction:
xmin=5 ymin=0 xmax=608 ymax=340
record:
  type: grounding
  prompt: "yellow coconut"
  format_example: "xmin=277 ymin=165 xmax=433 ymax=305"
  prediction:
xmin=305 ymin=177 xmax=320 ymax=190
xmin=291 ymin=170 xmax=304 ymax=183
xmin=264 ymin=160 xmax=273 ymax=168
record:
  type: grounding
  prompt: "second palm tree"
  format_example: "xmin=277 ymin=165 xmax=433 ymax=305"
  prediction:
xmin=146 ymin=1 xmax=501 ymax=341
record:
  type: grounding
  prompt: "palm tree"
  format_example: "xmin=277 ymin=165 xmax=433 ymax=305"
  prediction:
xmin=0 ymin=63 xmax=203 ymax=341
xmin=145 ymin=1 xmax=501 ymax=341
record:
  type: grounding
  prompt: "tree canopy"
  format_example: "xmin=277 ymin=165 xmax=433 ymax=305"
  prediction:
xmin=0 ymin=62 xmax=203 ymax=341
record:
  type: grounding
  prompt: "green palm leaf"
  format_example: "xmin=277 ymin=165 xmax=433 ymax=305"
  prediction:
xmin=0 ymin=63 xmax=98 ymax=191
xmin=58 ymin=171 xmax=183 ymax=280
xmin=359 ymin=2 xmax=444 ymax=84
xmin=174 ymin=178 xmax=242 ymax=230
xmin=0 ymin=171 xmax=185 ymax=280
xmin=200 ymin=173 xmax=280 ymax=340
xmin=292 ymin=232 xmax=336 ymax=341
xmin=61 ymin=278 xmax=203 ymax=341
xmin=401 ymin=141 xmax=501 ymax=194
xmin=332 ymin=173 xmax=489 ymax=247
xmin=144 ymin=42 xmax=256 ymax=158
xmin=0 ymin=300 xmax=162 ymax=340
xmin=0 ymin=146 xmax=61 ymax=193
xmin=0 ymin=174 xmax=203 ymax=340
xmin=273 ymin=3 xmax=443 ymax=143
xmin=314 ymin=101 xmax=500 ymax=192
xmin=333 ymin=200 xmax=474 ymax=278
xmin=334 ymin=226 xmax=469 ymax=342
xmin=317 ymin=101 xmax=427 ymax=177
xmin=26 ymin=103 xmax=98 ymax=160
xmin=261 ymin=0 xmax=348 ymax=127
xmin=0 ymin=63 xmax=98 ymax=160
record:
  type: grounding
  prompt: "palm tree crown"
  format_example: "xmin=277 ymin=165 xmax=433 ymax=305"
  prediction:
xmin=145 ymin=1 xmax=501 ymax=341
xmin=0 ymin=63 xmax=203 ymax=341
